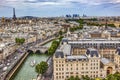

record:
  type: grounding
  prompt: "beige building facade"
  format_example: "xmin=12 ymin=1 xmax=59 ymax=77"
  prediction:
xmin=53 ymin=38 xmax=120 ymax=80
xmin=0 ymin=43 xmax=17 ymax=61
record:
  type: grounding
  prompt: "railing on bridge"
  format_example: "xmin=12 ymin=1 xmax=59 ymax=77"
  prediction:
xmin=28 ymin=46 xmax=49 ymax=54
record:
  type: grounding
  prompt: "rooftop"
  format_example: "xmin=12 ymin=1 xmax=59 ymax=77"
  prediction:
xmin=101 ymin=58 xmax=111 ymax=65
xmin=66 ymin=55 xmax=87 ymax=60
xmin=62 ymin=44 xmax=71 ymax=56
xmin=55 ymin=50 xmax=64 ymax=58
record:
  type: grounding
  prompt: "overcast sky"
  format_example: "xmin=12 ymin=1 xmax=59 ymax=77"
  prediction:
xmin=0 ymin=0 xmax=120 ymax=17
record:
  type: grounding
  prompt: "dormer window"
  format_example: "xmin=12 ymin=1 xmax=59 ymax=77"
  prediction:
xmin=58 ymin=55 xmax=61 ymax=58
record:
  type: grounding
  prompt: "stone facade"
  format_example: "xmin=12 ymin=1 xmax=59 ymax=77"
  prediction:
xmin=0 ymin=43 xmax=17 ymax=61
xmin=53 ymin=38 xmax=120 ymax=80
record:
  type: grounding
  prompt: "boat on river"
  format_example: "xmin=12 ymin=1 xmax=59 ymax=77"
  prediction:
xmin=30 ymin=60 xmax=36 ymax=67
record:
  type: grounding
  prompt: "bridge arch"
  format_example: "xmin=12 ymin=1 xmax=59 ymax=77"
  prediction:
xmin=35 ymin=50 xmax=41 ymax=54
xmin=27 ymin=50 xmax=34 ymax=54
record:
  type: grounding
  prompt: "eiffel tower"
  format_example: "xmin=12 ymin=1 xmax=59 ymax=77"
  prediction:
xmin=13 ymin=8 xmax=17 ymax=20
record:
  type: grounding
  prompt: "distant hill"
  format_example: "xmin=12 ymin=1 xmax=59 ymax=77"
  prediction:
xmin=20 ymin=16 xmax=38 ymax=19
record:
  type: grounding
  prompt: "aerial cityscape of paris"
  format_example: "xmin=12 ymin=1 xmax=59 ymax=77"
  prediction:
xmin=1 ymin=0 xmax=120 ymax=80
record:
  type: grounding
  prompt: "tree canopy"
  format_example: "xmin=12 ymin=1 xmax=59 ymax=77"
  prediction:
xmin=47 ymin=36 xmax=63 ymax=55
xmin=15 ymin=38 xmax=25 ymax=44
xmin=48 ymin=40 xmax=59 ymax=55
xmin=35 ymin=61 xmax=48 ymax=74
xmin=67 ymin=72 xmax=120 ymax=80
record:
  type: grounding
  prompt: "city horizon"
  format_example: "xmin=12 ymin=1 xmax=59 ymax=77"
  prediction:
xmin=1 ymin=1 xmax=120 ymax=79
xmin=2 ymin=15 xmax=120 ymax=18
xmin=0 ymin=0 xmax=120 ymax=17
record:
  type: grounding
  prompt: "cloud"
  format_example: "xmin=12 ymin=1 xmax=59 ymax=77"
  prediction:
xmin=1 ymin=0 xmax=120 ymax=17
xmin=1 ymin=0 xmax=120 ymax=9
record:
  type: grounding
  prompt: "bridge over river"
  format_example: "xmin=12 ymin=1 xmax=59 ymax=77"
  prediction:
xmin=28 ymin=46 xmax=49 ymax=54
xmin=3 ymin=37 xmax=55 ymax=80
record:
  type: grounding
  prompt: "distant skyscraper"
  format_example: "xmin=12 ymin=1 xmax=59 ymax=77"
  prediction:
xmin=13 ymin=8 xmax=17 ymax=20
xmin=83 ymin=14 xmax=87 ymax=17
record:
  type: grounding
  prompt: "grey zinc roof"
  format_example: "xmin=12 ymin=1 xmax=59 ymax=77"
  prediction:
xmin=69 ymin=40 xmax=120 ymax=44
xmin=66 ymin=55 xmax=87 ymax=60
xmin=90 ymin=31 xmax=101 ymax=34
xmin=101 ymin=58 xmax=111 ymax=65
xmin=62 ymin=38 xmax=68 ymax=43
xmin=86 ymin=48 xmax=99 ymax=57
xmin=63 ymin=44 xmax=71 ymax=56
xmin=55 ymin=50 xmax=64 ymax=58
xmin=116 ymin=47 xmax=120 ymax=55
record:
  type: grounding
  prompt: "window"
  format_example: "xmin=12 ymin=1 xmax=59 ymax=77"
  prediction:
xmin=76 ymin=72 xmax=78 ymax=74
xmin=70 ymin=72 xmax=73 ymax=74
xmin=82 ymin=67 xmax=84 ymax=70
xmin=66 ymin=68 xmax=68 ymax=70
xmin=56 ymin=76 xmax=58 ymax=79
xmin=76 ymin=68 xmax=78 ymax=70
xmin=91 ymin=60 xmax=92 ymax=62
xmin=66 ymin=72 xmax=69 ymax=74
xmin=96 ymin=67 xmax=98 ymax=69
xmin=91 ymin=63 xmax=92 ymax=66
xmin=59 ymin=76 xmax=61 ymax=78
xmin=82 ymin=63 xmax=84 ymax=66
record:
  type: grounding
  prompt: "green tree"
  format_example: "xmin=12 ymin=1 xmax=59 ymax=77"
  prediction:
xmin=15 ymin=38 xmax=25 ymax=44
xmin=47 ymin=40 xmax=61 ymax=55
xmin=77 ymin=19 xmax=84 ymax=24
xmin=75 ymin=76 xmax=80 ymax=80
xmin=35 ymin=61 xmax=48 ymax=74
xmin=68 ymin=76 xmax=75 ymax=80
xmin=108 ymin=24 xmax=116 ymax=27
xmin=67 ymin=76 xmax=80 ymax=80
xmin=106 ymin=74 xmax=117 ymax=80
xmin=20 ymin=38 xmax=25 ymax=44
xmin=59 ymin=30 xmax=63 ymax=35
xmin=82 ymin=75 xmax=91 ymax=80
